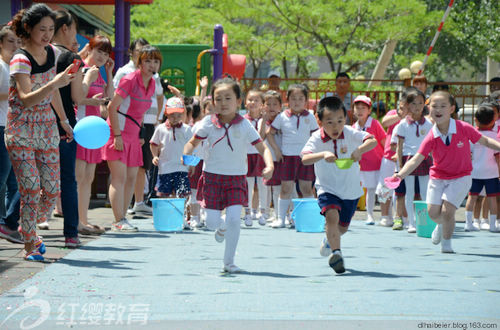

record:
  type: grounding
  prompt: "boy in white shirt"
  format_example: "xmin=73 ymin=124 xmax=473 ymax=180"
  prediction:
xmin=301 ymin=96 xmax=377 ymax=274
xmin=150 ymin=97 xmax=193 ymax=200
xmin=464 ymin=104 xmax=500 ymax=232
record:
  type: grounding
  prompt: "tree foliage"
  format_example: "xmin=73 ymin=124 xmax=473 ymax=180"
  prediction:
xmin=129 ymin=0 xmax=498 ymax=80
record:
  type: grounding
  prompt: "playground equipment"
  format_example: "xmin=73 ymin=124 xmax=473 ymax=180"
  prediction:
xmin=156 ymin=25 xmax=246 ymax=97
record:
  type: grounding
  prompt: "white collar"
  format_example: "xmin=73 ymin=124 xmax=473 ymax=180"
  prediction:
xmin=432 ymin=118 xmax=456 ymax=138
xmin=355 ymin=116 xmax=373 ymax=130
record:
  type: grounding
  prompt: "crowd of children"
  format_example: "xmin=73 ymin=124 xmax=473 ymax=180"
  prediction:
xmin=2 ymin=3 xmax=500 ymax=276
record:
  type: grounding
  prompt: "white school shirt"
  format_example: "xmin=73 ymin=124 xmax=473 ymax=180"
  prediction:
xmin=301 ymin=126 xmax=371 ymax=200
xmin=194 ymin=114 xmax=262 ymax=176
xmin=244 ymin=113 xmax=260 ymax=154
xmin=271 ymin=109 xmax=319 ymax=156
xmin=191 ymin=120 xmax=208 ymax=160
xmin=0 ymin=58 xmax=9 ymax=126
xmin=150 ymin=122 xmax=193 ymax=174
xmin=471 ymin=129 xmax=499 ymax=179
xmin=259 ymin=118 xmax=282 ymax=162
xmin=393 ymin=116 xmax=433 ymax=156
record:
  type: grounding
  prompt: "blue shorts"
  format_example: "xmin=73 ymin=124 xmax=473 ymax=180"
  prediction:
xmin=318 ymin=193 xmax=359 ymax=227
xmin=469 ymin=178 xmax=500 ymax=196
xmin=158 ymin=172 xmax=191 ymax=197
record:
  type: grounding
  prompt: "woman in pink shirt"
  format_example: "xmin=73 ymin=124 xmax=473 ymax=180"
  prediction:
xmin=395 ymin=91 xmax=500 ymax=253
xmin=75 ymin=35 xmax=113 ymax=235
xmin=103 ymin=46 xmax=162 ymax=232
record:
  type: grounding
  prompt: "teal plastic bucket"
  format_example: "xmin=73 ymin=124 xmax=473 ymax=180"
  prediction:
xmin=291 ymin=198 xmax=324 ymax=232
xmin=151 ymin=198 xmax=185 ymax=232
xmin=414 ymin=201 xmax=437 ymax=238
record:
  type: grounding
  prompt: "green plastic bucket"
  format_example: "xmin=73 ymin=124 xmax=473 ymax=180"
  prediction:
xmin=414 ymin=201 xmax=437 ymax=238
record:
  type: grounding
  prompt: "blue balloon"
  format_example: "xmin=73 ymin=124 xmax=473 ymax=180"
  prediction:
xmin=73 ymin=116 xmax=110 ymax=149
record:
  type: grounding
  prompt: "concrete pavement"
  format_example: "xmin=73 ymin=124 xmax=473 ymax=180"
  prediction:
xmin=0 ymin=202 xmax=499 ymax=328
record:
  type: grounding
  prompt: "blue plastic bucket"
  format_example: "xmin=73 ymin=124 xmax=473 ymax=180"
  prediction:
xmin=291 ymin=198 xmax=324 ymax=232
xmin=151 ymin=198 xmax=185 ymax=232
xmin=414 ymin=201 xmax=437 ymax=238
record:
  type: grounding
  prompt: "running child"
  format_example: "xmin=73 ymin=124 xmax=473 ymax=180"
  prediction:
xmin=301 ymin=96 xmax=377 ymax=273
xmin=268 ymin=84 xmax=319 ymax=228
xmin=260 ymin=90 xmax=283 ymax=223
xmin=244 ymin=90 xmax=268 ymax=226
xmin=464 ymin=103 xmax=500 ymax=232
xmin=393 ymin=87 xmax=433 ymax=233
xmin=150 ymin=97 xmax=193 ymax=200
xmin=184 ymin=77 xmax=274 ymax=273
xmin=352 ymin=95 xmax=385 ymax=225
xmin=394 ymin=91 xmax=500 ymax=253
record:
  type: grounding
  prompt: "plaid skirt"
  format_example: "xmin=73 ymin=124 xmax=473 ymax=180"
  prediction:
xmin=263 ymin=161 xmax=281 ymax=186
xmin=196 ymin=171 xmax=248 ymax=210
xmin=402 ymin=155 xmax=432 ymax=176
xmin=189 ymin=160 xmax=204 ymax=189
xmin=247 ymin=153 xmax=265 ymax=177
xmin=280 ymin=155 xmax=315 ymax=181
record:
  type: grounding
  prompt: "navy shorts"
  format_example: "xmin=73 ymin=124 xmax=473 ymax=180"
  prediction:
xmin=318 ymin=192 xmax=359 ymax=228
xmin=158 ymin=172 xmax=191 ymax=197
xmin=469 ymin=178 xmax=500 ymax=196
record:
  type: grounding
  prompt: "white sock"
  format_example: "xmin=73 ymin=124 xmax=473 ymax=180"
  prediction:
xmin=403 ymin=217 xmax=408 ymax=226
xmin=278 ymin=198 xmax=291 ymax=222
xmin=489 ymin=214 xmax=497 ymax=230
xmin=246 ymin=177 xmax=254 ymax=209
xmin=441 ymin=238 xmax=453 ymax=253
xmin=256 ymin=177 xmax=267 ymax=211
xmin=473 ymin=218 xmax=480 ymax=224
xmin=465 ymin=211 xmax=473 ymax=226
xmin=204 ymin=209 xmax=223 ymax=231
xmin=366 ymin=188 xmax=376 ymax=217
xmin=135 ymin=201 xmax=144 ymax=206
xmin=271 ymin=186 xmax=280 ymax=218
xmin=224 ymin=205 xmax=242 ymax=266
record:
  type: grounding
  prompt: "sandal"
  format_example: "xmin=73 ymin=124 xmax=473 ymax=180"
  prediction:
xmin=78 ymin=224 xmax=105 ymax=235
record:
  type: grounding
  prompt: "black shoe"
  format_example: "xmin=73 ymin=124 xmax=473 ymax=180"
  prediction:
xmin=329 ymin=253 xmax=345 ymax=274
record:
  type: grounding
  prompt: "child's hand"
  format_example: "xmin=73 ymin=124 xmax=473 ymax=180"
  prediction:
xmin=200 ymin=76 xmax=208 ymax=89
xmin=152 ymin=156 xmax=159 ymax=166
xmin=262 ymin=166 xmax=274 ymax=180
xmin=275 ymin=149 xmax=283 ymax=162
xmin=323 ymin=151 xmax=337 ymax=163
xmin=140 ymin=138 xmax=145 ymax=146
xmin=351 ymin=148 xmax=362 ymax=162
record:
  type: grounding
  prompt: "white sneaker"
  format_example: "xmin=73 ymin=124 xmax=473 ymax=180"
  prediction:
xmin=431 ymin=224 xmax=442 ymax=245
xmin=128 ymin=202 xmax=153 ymax=215
xmin=257 ymin=215 xmax=266 ymax=226
xmin=489 ymin=224 xmax=500 ymax=233
xmin=244 ymin=214 xmax=253 ymax=227
xmin=480 ymin=219 xmax=490 ymax=230
xmin=270 ymin=219 xmax=285 ymax=228
xmin=112 ymin=218 xmax=138 ymax=232
xmin=284 ymin=215 xmax=291 ymax=226
xmin=251 ymin=210 xmax=258 ymax=220
xmin=191 ymin=216 xmax=202 ymax=228
xmin=215 ymin=228 xmax=225 ymax=243
xmin=223 ymin=264 xmax=242 ymax=273
xmin=407 ymin=225 xmax=416 ymax=233
xmin=379 ymin=217 xmax=393 ymax=227
xmin=319 ymin=237 xmax=331 ymax=257
xmin=464 ymin=223 xmax=480 ymax=232
xmin=473 ymin=220 xmax=480 ymax=230
xmin=37 ymin=221 xmax=49 ymax=230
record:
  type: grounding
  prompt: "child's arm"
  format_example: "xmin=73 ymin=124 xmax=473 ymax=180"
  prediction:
xmin=255 ymin=142 xmax=274 ymax=180
xmin=382 ymin=112 xmax=400 ymax=129
xmin=150 ymin=143 xmax=160 ymax=166
xmin=477 ymin=135 xmax=500 ymax=152
xmin=395 ymin=153 xmax=425 ymax=180
xmin=183 ymin=136 xmax=202 ymax=156
xmin=351 ymin=137 xmax=377 ymax=162
xmin=302 ymin=151 xmax=336 ymax=165
xmin=267 ymin=127 xmax=283 ymax=162
xmin=397 ymin=137 xmax=404 ymax=168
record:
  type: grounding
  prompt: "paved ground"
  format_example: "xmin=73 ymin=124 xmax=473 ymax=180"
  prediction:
xmin=1 ymin=201 xmax=499 ymax=329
